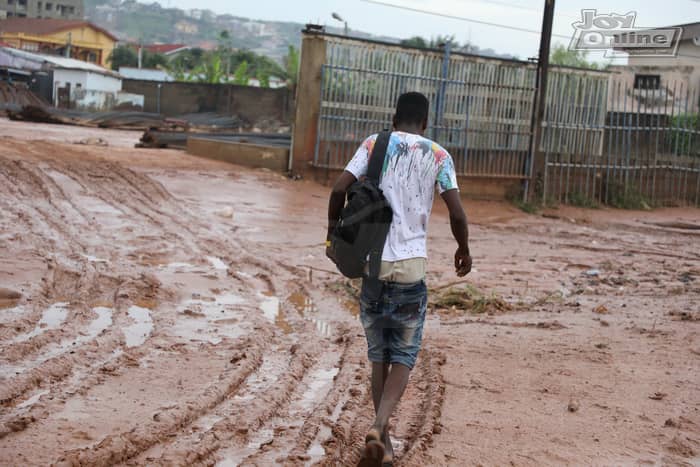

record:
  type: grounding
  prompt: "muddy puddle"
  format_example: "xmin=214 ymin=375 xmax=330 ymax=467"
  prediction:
xmin=123 ymin=306 xmax=153 ymax=347
xmin=11 ymin=302 xmax=70 ymax=343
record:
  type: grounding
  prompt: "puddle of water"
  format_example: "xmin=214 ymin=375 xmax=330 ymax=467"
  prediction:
xmin=0 ymin=304 xmax=25 ymax=322
xmin=207 ymin=257 xmax=229 ymax=271
xmin=258 ymin=294 xmax=293 ymax=334
xmin=298 ymin=367 xmax=339 ymax=411
xmin=170 ymin=292 xmax=247 ymax=344
xmin=216 ymin=428 xmax=274 ymax=467
xmin=12 ymin=302 xmax=70 ymax=343
xmin=342 ymin=298 xmax=360 ymax=317
xmin=306 ymin=424 xmax=332 ymax=466
xmin=164 ymin=262 xmax=195 ymax=270
xmin=289 ymin=291 xmax=313 ymax=317
xmin=87 ymin=307 xmax=113 ymax=336
xmin=83 ymin=255 xmax=108 ymax=263
xmin=31 ymin=307 xmax=114 ymax=367
xmin=123 ymin=306 xmax=153 ymax=347
xmin=310 ymin=317 xmax=333 ymax=338
xmin=17 ymin=389 xmax=50 ymax=410
xmin=259 ymin=294 xmax=279 ymax=322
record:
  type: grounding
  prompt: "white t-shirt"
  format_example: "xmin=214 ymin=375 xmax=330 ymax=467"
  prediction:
xmin=345 ymin=131 xmax=459 ymax=262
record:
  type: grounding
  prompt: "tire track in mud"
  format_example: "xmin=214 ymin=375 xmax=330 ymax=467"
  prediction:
xmin=0 ymin=267 xmax=165 ymax=410
xmin=0 ymin=150 xmax=447 ymax=466
xmin=0 ymin=160 xmax=90 ymax=253
xmin=54 ymin=338 xmax=265 ymax=467
xmin=318 ymin=346 xmax=447 ymax=467
xmin=136 ymin=341 xmax=318 ymax=466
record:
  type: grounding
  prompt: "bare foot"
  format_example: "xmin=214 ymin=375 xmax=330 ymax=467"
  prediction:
xmin=382 ymin=430 xmax=394 ymax=466
xmin=357 ymin=428 xmax=385 ymax=467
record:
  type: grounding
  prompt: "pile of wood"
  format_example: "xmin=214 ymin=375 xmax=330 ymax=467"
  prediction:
xmin=137 ymin=131 xmax=291 ymax=150
xmin=0 ymin=82 xmax=48 ymax=113
xmin=6 ymin=105 xmax=169 ymax=130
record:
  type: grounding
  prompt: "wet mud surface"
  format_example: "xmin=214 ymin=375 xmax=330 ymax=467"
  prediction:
xmin=0 ymin=119 xmax=698 ymax=466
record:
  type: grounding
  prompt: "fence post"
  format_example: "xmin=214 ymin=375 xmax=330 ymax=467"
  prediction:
xmin=290 ymin=31 xmax=327 ymax=176
xmin=433 ymin=41 xmax=451 ymax=142
xmin=525 ymin=0 xmax=556 ymax=202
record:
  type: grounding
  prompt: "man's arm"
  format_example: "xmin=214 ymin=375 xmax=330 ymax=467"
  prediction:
xmin=327 ymin=170 xmax=358 ymax=240
xmin=440 ymin=189 xmax=472 ymax=276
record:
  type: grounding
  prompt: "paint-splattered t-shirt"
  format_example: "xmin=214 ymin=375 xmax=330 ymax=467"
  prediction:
xmin=345 ymin=131 xmax=458 ymax=262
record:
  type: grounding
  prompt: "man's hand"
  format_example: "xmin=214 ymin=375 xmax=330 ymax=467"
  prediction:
xmin=454 ymin=248 xmax=472 ymax=277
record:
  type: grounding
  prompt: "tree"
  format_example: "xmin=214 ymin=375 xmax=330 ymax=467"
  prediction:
xmin=108 ymin=45 xmax=138 ymax=70
xmin=283 ymin=45 xmax=299 ymax=88
xmin=142 ymin=50 xmax=168 ymax=69
xmin=232 ymin=60 xmax=249 ymax=85
xmin=549 ymin=43 xmax=601 ymax=69
xmin=169 ymin=47 xmax=205 ymax=72
xmin=400 ymin=36 xmax=428 ymax=48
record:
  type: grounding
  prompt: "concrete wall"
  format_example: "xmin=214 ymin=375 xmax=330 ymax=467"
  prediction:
xmin=187 ymin=137 xmax=289 ymax=172
xmin=86 ymin=72 xmax=122 ymax=93
xmin=121 ymin=79 xmax=293 ymax=123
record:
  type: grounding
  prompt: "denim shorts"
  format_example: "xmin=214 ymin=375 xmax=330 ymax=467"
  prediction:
xmin=359 ymin=278 xmax=428 ymax=370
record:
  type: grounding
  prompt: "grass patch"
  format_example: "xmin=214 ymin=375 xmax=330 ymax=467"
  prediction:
xmin=514 ymin=199 xmax=540 ymax=214
xmin=607 ymin=182 xmax=653 ymax=210
xmin=567 ymin=191 xmax=599 ymax=208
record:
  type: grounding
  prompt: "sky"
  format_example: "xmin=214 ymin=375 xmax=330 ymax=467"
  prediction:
xmin=156 ymin=0 xmax=699 ymax=62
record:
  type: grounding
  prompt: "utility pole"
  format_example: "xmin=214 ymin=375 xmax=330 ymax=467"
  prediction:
xmin=525 ymin=0 xmax=555 ymax=202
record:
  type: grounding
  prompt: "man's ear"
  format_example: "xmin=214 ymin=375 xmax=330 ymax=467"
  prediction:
xmin=421 ymin=118 xmax=428 ymax=131
xmin=392 ymin=114 xmax=397 ymax=130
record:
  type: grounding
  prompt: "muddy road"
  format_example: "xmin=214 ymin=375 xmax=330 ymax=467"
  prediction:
xmin=0 ymin=119 xmax=698 ymax=466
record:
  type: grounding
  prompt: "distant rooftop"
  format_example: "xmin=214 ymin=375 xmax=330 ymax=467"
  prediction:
xmin=0 ymin=18 xmax=118 ymax=41
xmin=0 ymin=46 xmax=120 ymax=78
xmin=144 ymin=44 xmax=189 ymax=55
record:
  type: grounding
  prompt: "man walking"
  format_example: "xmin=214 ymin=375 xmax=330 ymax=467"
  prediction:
xmin=326 ymin=92 xmax=472 ymax=466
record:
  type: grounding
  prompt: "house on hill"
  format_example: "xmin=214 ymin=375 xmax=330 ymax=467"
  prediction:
xmin=0 ymin=18 xmax=116 ymax=66
xmin=0 ymin=0 xmax=84 ymax=20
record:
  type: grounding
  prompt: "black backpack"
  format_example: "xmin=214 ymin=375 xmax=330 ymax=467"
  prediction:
xmin=330 ymin=130 xmax=393 ymax=279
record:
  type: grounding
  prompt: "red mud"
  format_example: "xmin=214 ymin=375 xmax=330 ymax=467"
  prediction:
xmin=0 ymin=119 xmax=698 ymax=466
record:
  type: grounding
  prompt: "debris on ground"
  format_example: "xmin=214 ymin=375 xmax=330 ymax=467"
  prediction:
xmin=431 ymin=284 xmax=513 ymax=314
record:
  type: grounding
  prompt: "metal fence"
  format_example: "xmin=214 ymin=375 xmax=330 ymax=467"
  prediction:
xmin=542 ymin=78 xmax=700 ymax=206
xmin=309 ymin=34 xmax=699 ymax=206
xmin=314 ymin=36 xmax=544 ymax=178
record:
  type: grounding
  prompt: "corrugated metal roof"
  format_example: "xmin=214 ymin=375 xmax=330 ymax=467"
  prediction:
xmin=0 ymin=46 xmax=120 ymax=78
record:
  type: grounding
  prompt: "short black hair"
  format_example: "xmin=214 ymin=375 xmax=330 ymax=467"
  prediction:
xmin=393 ymin=92 xmax=429 ymax=126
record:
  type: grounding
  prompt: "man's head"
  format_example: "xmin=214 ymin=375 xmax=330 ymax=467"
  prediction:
xmin=393 ymin=92 xmax=429 ymax=134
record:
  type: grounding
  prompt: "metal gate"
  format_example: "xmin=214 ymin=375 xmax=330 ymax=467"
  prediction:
xmin=313 ymin=36 xmax=539 ymax=179
xmin=542 ymin=76 xmax=700 ymax=207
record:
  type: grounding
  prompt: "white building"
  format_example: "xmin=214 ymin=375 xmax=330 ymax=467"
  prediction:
xmin=610 ymin=22 xmax=700 ymax=114
xmin=0 ymin=46 xmax=144 ymax=110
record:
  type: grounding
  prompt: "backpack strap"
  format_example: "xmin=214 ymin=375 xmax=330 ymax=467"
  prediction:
xmin=367 ymin=130 xmax=391 ymax=183
xmin=366 ymin=130 xmax=391 ymax=281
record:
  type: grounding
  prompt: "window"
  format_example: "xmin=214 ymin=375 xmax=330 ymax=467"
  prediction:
xmin=68 ymin=5 xmax=74 ymax=13
xmin=21 ymin=42 xmax=38 ymax=51
xmin=7 ymin=0 xmax=14 ymax=5
xmin=634 ymin=74 xmax=660 ymax=90
xmin=38 ymin=1 xmax=42 ymax=8
xmin=18 ymin=0 xmax=26 ymax=6
xmin=45 ymin=2 xmax=52 ymax=9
